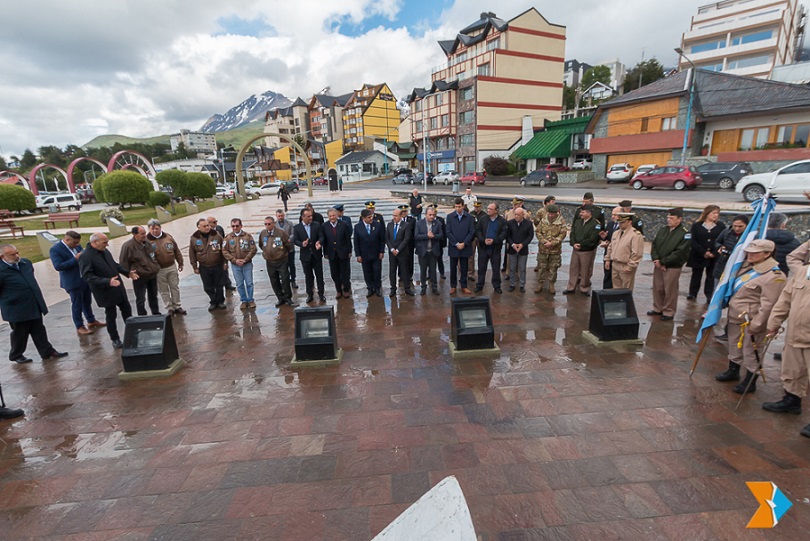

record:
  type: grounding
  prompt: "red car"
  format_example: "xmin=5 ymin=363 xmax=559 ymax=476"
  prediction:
xmin=459 ymin=172 xmax=486 ymax=185
xmin=631 ymin=165 xmax=703 ymax=191
xmin=312 ymin=176 xmax=327 ymax=186
xmin=544 ymin=163 xmax=569 ymax=172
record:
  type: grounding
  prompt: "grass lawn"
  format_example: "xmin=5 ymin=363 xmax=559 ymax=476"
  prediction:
xmin=4 ymin=199 xmax=235 ymax=264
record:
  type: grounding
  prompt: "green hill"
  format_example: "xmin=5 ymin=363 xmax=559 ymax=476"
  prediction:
xmin=82 ymin=122 xmax=267 ymax=151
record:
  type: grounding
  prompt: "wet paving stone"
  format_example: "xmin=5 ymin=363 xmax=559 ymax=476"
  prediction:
xmin=2 ymin=239 xmax=809 ymax=540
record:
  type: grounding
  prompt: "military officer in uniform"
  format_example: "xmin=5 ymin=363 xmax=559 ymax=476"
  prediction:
xmin=533 ymin=195 xmax=556 ymax=227
xmin=563 ymin=204 xmax=601 ymax=296
xmin=333 ymin=203 xmax=352 ymax=227
xmin=618 ymin=199 xmax=643 ymax=234
xmin=398 ymin=204 xmax=418 ymax=289
xmin=715 ymin=239 xmax=786 ymax=394
xmin=605 ymin=212 xmax=645 ymax=290
xmin=534 ymin=204 xmax=567 ymax=294
xmin=572 ymin=192 xmax=605 ymax=230
xmin=365 ymin=201 xmax=385 ymax=229
xmin=648 ymin=207 xmax=691 ymax=321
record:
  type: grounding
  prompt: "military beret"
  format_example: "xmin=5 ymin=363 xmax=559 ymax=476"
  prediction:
xmin=618 ymin=200 xmax=633 ymax=207
xmin=545 ymin=204 xmax=559 ymax=213
xmin=333 ymin=204 xmax=345 ymax=211
xmin=583 ymin=192 xmax=594 ymax=200
xmin=668 ymin=207 xmax=684 ymax=218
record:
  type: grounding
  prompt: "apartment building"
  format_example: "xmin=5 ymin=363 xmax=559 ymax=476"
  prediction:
xmin=679 ymin=0 xmax=803 ymax=78
xmin=563 ymin=59 xmax=593 ymax=88
xmin=408 ymin=8 xmax=565 ymax=174
xmin=308 ymin=92 xmax=352 ymax=144
xmin=169 ymin=130 xmax=217 ymax=154
xmin=341 ymin=83 xmax=400 ymax=153
xmin=263 ymin=97 xmax=310 ymax=148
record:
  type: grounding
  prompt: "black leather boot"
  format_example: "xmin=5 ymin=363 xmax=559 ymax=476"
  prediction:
xmin=762 ymin=391 xmax=802 ymax=414
xmin=715 ymin=361 xmax=741 ymax=382
xmin=801 ymin=424 xmax=810 ymax=438
xmin=732 ymin=370 xmax=758 ymax=394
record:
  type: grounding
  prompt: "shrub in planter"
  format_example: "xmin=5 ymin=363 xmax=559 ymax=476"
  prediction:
xmin=0 ymin=185 xmax=36 ymax=213
xmin=147 ymin=190 xmax=171 ymax=208
xmin=94 ymin=170 xmax=151 ymax=207
xmin=99 ymin=207 xmax=125 ymax=224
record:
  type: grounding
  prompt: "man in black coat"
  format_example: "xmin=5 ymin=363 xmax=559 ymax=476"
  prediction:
xmin=386 ymin=207 xmax=415 ymax=297
xmin=408 ymin=188 xmax=424 ymax=219
xmin=293 ymin=208 xmax=326 ymax=303
xmin=354 ymin=209 xmax=386 ymax=297
xmin=766 ymin=212 xmax=801 ymax=276
xmin=324 ymin=208 xmax=353 ymax=298
xmin=505 ymin=208 xmax=535 ymax=292
xmin=79 ymin=233 xmax=135 ymax=349
xmin=0 ymin=244 xmax=67 ymax=363
xmin=474 ymin=203 xmax=507 ymax=293
xmin=415 ymin=207 xmax=445 ymax=295
xmin=207 ymin=215 xmax=236 ymax=291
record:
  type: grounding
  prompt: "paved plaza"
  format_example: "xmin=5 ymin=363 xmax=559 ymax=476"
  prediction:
xmin=1 ymin=193 xmax=809 ymax=540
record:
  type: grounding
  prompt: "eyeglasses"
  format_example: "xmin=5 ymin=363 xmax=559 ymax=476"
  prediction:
xmin=264 ymin=222 xmax=273 ymax=225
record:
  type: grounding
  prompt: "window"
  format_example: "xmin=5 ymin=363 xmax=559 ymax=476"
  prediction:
xmin=435 ymin=93 xmax=443 ymax=106
xmin=414 ymin=101 xmax=422 ymax=112
xmin=415 ymin=121 xmax=422 ymax=133
xmin=441 ymin=114 xmax=450 ymax=127
xmin=661 ymin=117 xmax=677 ymax=131
xmin=697 ymin=62 xmax=724 ymax=72
xmin=460 ymin=87 xmax=473 ymax=101
xmin=777 ymin=124 xmax=810 ymax=146
xmin=430 ymin=117 xmax=438 ymax=130
xmin=739 ymin=127 xmax=770 ymax=150
xmin=640 ymin=117 xmax=649 ymax=132
xmin=731 ymin=29 xmax=773 ymax=46
xmin=487 ymin=37 xmax=500 ymax=51
xmin=459 ymin=111 xmax=474 ymax=124
xmin=690 ymin=38 xmax=726 ymax=54
xmin=779 ymin=162 xmax=810 ymax=175
xmin=459 ymin=134 xmax=474 ymax=146
xmin=477 ymin=63 xmax=490 ymax=76
xmin=727 ymin=54 xmax=771 ymax=70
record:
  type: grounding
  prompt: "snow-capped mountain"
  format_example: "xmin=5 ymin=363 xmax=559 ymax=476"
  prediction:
xmin=200 ymin=90 xmax=292 ymax=133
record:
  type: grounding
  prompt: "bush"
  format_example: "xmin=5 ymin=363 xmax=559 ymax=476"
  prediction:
xmin=147 ymin=190 xmax=171 ymax=208
xmin=92 ymin=175 xmax=108 ymax=203
xmin=0 ymin=185 xmax=36 ymax=213
xmin=97 ymin=170 xmax=152 ymax=207
xmin=183 ymin=172 xmax=216 ymax=200
xmin=483 ymin=156 xmax=511 ymax=176
xmin=99 ymin=207 xmax=124 ymax=224
xmin=155 ymin=169 xmax=187 ymax=192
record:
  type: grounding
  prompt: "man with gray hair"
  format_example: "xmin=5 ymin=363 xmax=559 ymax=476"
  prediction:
xmin=146 ymin=219 xmax=186 ymax=315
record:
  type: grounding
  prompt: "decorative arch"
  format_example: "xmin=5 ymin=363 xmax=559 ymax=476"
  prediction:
xmin=67 ymin=157 xmax=108 ymax=192
xmin=108 ymin=151 xmax=158 ymax=189
xmin=235 ymin=132 xmax=312 ymax=198
xmin=28 ymin=164 xmax=69 ymax=196
xmin=0 ymin=171 xmax=30 ymax=190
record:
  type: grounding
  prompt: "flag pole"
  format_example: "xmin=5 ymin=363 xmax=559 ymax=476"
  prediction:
xmin=689 ymin=331 xmax=712 ymax=377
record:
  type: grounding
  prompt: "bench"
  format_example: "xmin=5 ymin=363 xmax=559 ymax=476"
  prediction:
xmin=43 ymin=212 xmax=80 ymax=229
xmin=0 ymin=220 xmax=24 ymax=238
xmin=0 ymin=209 xmax=12 ymax=220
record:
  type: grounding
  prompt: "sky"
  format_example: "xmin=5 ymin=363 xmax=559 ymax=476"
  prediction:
xmin=0 ymin=0 xmax=712 ymax=160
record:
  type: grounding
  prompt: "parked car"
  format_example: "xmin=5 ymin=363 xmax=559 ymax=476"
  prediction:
xmin=736 ymin=159 xmax=810 ymax=202
xmin=392 ymin=168 xmax=413 ymax=178
xmin=248 ymin=182 xmax=281 ymax=197
xmin=76 ymin=187 xmax=96 ymax=204
xmin=631 ymin=165 xmax=703 ymax=191
xmin=435 ymin=170 xmax=461 ymax=185
xmin=312 ymin=176 xmax=327 ymax=186
xmin=632 ymin=164 xmax=658 ymax=180
xmin=392 ymin=173 xmax=414 ymax=185
xmin=34 ymin=193 xmax=83 ymax=212
xmin=413 ymin=172 xmax=435 ymax=185
xmin=281 ymin=180 xmax=300 ymax=193
xmin=697 ymin=161 xmax=752 ymax=189
xmin=215 ymin=186 xmax=234 ymax=198
xmin=543 ymin=163 xmax=569 ymax=172
xmin=606 ymin=163 xmax=634 ymax=183
xmin=520 ymin=170 xmax=559 ymax=187
xmin=571 ymin=159 xmax=592 ymax=170
xmin=459 ymin=172 xmax=486 ymax=185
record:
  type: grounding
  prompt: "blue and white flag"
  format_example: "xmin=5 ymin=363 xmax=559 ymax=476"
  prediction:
xmin=696 ymin=195 xmax=776 ymax=343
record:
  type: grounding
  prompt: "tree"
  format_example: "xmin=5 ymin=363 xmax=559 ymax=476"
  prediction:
xmin=38 ymin=145 xmax=66 ymax=167
xmin=580 ymin=65 xmax=612 ymax=91
xmin=147 ymin=190 xmax=171 ymax=208
xmin=623 ymin=58 xmax=665 ymax=94
xmin=96 ymin=170 xmax=151 ymax=207
xmin=183 ymin=172 xmax=216 ymax=200
xmin=0 ymin=156 xmax=7 ymax=170
xmin=0 ymin=185 xmax=36 ymax=213
xmin=20 ymin=149 xmax=37 ymax=170
xmin=292 ymin=134 xmax=306 ymax=149
xmin=562 ymin=84 xmax=577 ymax=110
xmin=155 ymin=169 xmax=187 ymax=194
xmin=483 ymin=156 xmax=511 ymax=176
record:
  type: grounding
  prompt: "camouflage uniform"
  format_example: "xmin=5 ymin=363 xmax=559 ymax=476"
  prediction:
xmin=534 ymin=213 xmax=568 ymax=292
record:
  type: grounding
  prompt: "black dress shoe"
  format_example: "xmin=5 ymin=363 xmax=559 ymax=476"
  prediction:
xmin=217 ymin=303 xmax=226 ymax=309
xmin=45 ymin=351 xmax=68 ymax=360
xmin=291 ymin=282 xmax=299 ymax=289
xmin=580 ymin=291 xmax=590 ymax=297
xmin=474 ymin=286 xmax=483 ymax=293
xmin=208 ymin=304 xmax=217 ymax=311
xmin=225 ymin=286 xmax=237 ymax=291
xmin=508 ymin=286 xmax=515 ymax=292
xmin=375 ymin=290 xmax=383 ymax=297
xmin=646 ymin=310 xmax=663 ymax=316
xmin=686 ymin=295 xmax=696 ymax=300
xmin=421 ymin=288 xmax=427 ymax=296
xmin=0 ymin=407 xmax=25 ymax=420
xmin=405 ymin=289 xmax=416 ymax=296
xmin=319 ymin=294 xmax=326 ymax=302
xmin=389 ymin=290 xmax=396 ymax=298
xmin=274 ymin=300 xmax=284 ymax=307
xmin=112 ymin=339 xmax=124 ymax=349
xmin=366 ymin=290 xmax=374 ymax=298
xmin=432 ymin=288 xmax=440 ymax=295
xmin=10 ymin=357 xmax=33 ymax=364
xmin=284 ymin=299 xmax=296 ymax=306
xmin=494 ymin=287 xmax=502 ymax=294
xmin=661 ymin=315 xmax=674 ymax=321
xmin=562 ymin=289 xmax=575 ymax=295
xmin=306 ymin=295 xmax=314 ymax=303
xmin=519 ymin=287 xmax=526 ymax=293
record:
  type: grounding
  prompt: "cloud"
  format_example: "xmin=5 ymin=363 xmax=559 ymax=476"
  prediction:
xmin=0 ymin=0 xmax=712 ymax=157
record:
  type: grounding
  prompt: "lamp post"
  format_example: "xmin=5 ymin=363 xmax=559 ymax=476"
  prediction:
xmin=675 ymin=47 xmax=697 ymax=166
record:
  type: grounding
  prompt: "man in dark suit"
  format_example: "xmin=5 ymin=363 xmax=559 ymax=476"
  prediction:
xmin=79 ymin=233 xmax=136 ymax=349
xmin=49 ymin=230 xmax=105 ymax=336
xmin=446 ymin=198 xmax=476 ymax=294
xmin=506 ymin=208 xmax=534 ymax=292
xmin=386 ymin=207 xmax=415 ymax=297
xmin=601 ymin=207 xmax=622 ymax=289
xmin=414 ymin=207 xmax=445 ymax=295
xmin=294 ymin=209 xmax=326 ymax=303
xmin=1 ymin=244 xmax=68 ymax=364
xmin=475 ymin=202 xmax=507 ymax=293
xmin=354 ymin=208 xmax=386 ymax=297
xmin=324 ymin=208 xmax=353 ymax=298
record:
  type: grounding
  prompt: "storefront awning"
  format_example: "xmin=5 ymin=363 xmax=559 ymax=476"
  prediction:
xmin=514 ymin=130 xmax=571 ymax=159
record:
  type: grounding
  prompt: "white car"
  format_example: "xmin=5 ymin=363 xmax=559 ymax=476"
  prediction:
xmin=606 ymin=163 xmax=634 ymax=183
xmin=215 ymin=186 xmax=234 ymax=198
xmin=435 ymin=170 xmax=461 ymax=185
xmin=632 ymin=164 xmax=658 ymax=180
xmin=736 ymin=159 xmax=810 ymax=202
xmin=571 ymin=160 xmax=592 ymax=170
xmin=34 ymin=193 xmax=83 ymax=212
xmin=248 ymin=182 xmax=281 ymax=197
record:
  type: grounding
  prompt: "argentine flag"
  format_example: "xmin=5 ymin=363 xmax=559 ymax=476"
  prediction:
xmin=696 ymin=194 xmax=776 ymax=343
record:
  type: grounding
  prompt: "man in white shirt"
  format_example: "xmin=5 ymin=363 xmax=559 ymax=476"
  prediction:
xmin=461 ymin=187 xmax=478 ymax=212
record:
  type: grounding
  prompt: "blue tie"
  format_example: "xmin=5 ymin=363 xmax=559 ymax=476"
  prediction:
xmin=394 ymin=224 xmax=399 ymax=238
xmin=366 ymin=224 xmax=371 ymax=234
xmin=12 ymin=263 xmax=19 ymax=270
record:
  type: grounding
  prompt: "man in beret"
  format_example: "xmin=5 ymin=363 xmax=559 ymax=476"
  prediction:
xmin=648 ymin=208 xmax=691 ymax=321
xmin=563 ymin=205 xmax=601 ymax=296
xmin=572 ymin=192 xmax=605 ymax=230
xmin=534 ymin=204 xmax=567 ymax=294
xmin=605 ymin=212 xmax=645 ymax=290
xmin=716 ymin=239 xmax=786 ymax=395
xmin=333 ymin=204 xmax=352 ymax=227
xmin=618 ymin=199 xmax=643 ymax=234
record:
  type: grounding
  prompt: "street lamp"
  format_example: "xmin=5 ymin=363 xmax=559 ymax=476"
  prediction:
xmin=675 ymin=47 xmax=697 ymax=166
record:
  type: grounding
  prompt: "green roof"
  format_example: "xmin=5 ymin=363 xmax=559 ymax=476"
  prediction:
xmin=397 ymin=152 xmax=417 ymax=159
xmin=514 ymin=130 xmax=571 ymax=159
xmin=544 ymin=116 xmax=591 ymax=132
